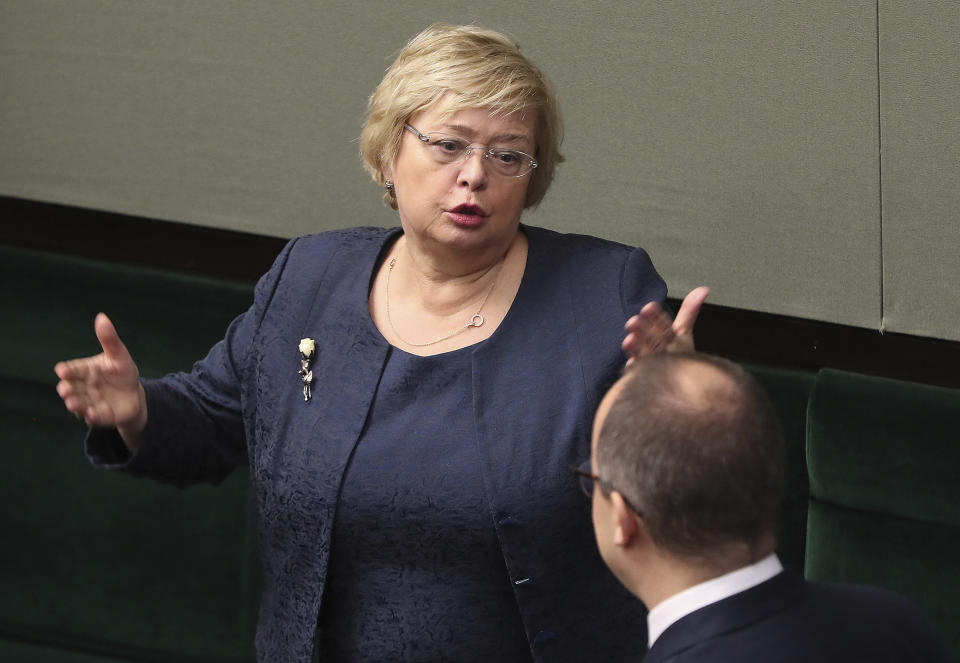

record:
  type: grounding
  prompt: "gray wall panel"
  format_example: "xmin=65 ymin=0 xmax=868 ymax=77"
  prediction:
xmin=879 ymin=2 xmax=960 ymax=342
xmin=0 ymin=1 xmax=395 ymax=236
xmin=522 ymin=2 xmax=880 ymax=327
xmin=4 ymin=1 xmax=946 ymax=338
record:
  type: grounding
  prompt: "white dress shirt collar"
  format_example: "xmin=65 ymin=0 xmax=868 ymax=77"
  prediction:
xmin=646 ymin=553 xmax=783 ymax=648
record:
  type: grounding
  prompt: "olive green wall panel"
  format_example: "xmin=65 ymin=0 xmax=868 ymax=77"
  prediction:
xmin=525 ymin=2 xmax=881 ymax=329
xmin=0 ymin=1 xmax=568 ymax=239
xmin=879 ymin=2 xmax=960 ymax=342
xmin=5 ymin=2 xmax=946 ymax=338
xmin=0 ymin=0 xmax=395 ymax=237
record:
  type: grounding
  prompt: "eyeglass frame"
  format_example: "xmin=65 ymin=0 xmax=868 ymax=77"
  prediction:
xmin=403 ymin=123 xmax=539 ymax=178
xmin=571 ymin=460 xmax=643 ymax=516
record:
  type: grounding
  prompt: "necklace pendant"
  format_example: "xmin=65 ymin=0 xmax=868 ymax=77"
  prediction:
xmin=385 ymin=250 xmax=502 ymax=346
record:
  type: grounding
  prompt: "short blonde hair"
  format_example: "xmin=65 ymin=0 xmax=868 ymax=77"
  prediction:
xmin=361 ymin=23 xmax=563 ymax=210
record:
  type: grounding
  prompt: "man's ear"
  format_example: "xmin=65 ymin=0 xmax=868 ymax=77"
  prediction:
xmin=610 ymin=491 xmax=639 ymax=547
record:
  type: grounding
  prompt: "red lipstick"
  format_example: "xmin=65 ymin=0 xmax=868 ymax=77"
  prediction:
xmin=447 ymin=204 xmax=488 ymax=227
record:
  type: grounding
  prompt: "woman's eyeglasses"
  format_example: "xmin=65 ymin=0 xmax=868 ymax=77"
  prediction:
xmin=404 ymin=124 xmax=538 ymax=178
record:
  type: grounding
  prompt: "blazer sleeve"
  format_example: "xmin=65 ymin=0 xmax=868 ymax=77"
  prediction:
xmin=85 ymin=237 xmax=299 ymax=486
xmin=621 ymin=245 xmax=668 ymax=318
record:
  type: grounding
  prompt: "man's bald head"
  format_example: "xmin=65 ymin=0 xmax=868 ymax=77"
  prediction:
xmin=594 ymin=353 xmax=785 ymax=561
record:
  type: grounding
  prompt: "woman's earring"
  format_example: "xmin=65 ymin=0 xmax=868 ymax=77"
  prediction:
xmin=385 ymin=180 xmax=394 ymax=190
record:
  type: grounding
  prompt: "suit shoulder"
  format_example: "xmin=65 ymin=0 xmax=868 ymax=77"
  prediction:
xmin=288 ymin=226 xmax=395 ymax=256
xmin=523 ymin=224 xmax=652 ymax=282
xmin=523 ymin=225 xmax=666 ymax=311
xmin=799 ymin=580 xmax=947 ymax=660
xmin=805 ymin=579 xmax=925 ymax=616
xmin=524 ymin=224 xmax=636 ymax=262
xmin=258 ymin=226 xmax=394 ymax=300
xmin=805 ymin=579 xmax=938 ymax=623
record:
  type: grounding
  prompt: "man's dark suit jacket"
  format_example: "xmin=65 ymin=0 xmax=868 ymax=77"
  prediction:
xmin=644 ymin=569 xmax=946 ymax=662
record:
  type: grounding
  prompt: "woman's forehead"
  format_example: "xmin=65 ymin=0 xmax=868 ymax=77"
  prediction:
xmin=411 ymin=103 xmax=535 ymax=138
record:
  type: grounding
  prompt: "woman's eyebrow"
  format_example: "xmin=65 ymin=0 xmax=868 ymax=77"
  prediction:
xmin=440 ymin=124 xmax=532 ymax=146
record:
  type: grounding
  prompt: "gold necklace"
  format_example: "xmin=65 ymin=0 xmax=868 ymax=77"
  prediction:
xmin=385 ymin=254 xmax=503 ymax=347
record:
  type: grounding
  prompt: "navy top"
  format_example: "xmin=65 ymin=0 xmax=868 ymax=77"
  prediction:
xmin=318 ymin=346 xmax=531 ymax=661
xmin=90 ymin=226 xmax=668 ymax=662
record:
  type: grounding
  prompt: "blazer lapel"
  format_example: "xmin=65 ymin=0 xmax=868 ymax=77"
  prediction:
xmin=468 ymin=226 xmax=647 ymax=658
xmin=250 ymin=228 xmax=395 ymax=658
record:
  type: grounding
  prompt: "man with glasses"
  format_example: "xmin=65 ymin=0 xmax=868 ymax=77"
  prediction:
xmin=578 ymin=352 xmax=945 ymax=662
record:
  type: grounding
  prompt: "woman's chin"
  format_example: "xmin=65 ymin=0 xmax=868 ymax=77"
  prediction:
xmin=407 ymin=214 xmax=520 ymax=256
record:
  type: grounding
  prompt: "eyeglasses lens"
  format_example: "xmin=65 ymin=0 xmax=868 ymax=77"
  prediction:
xmin=428 ymin=137 xmax=534 ymax=177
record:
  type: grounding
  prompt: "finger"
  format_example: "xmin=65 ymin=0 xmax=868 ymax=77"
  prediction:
xmin=57 ymin=371 xmax=88 ymax=402
xmin=640 ymin=302 xmax=675 ymax=338
xmin=56 ymin=378 xmax=76 ymax=400
xmin=625 ymin=301 xmax=672 ymax=336
xmin=60 ymin=391 xmax=92 ymax=422
xmin=94 ymin=313 xmax=131 ymax=363
xmin=624 ymin=301 xmax=667 ymax=335
xmin=54 ymin=360 xmax=73 ymax=381
xmin=623 ymin=331 xmax=665 ymax=362
xmin=622 ymin=332 xmax=640 ymax=363
xmin=68 ymin=399 xmax=91 ymax=420
xmin=55 ymin=357 xmax=95 ymax=381
xmin=673 ymin=286 xmax=710 ymax=335
xmin=624 ymin=301 xmax=664 ymax=330
xmin=55 ymin=358 xmax=89 ymax=381
xmin=634 ymin=304 xmax=676 ymax=354
xmin=622 ymin=318 xmax=671 ymax=360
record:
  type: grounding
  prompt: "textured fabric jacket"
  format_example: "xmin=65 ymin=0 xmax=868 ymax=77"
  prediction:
xmin=644 ymin=569 xmax=947 ymax=663
xmin=92 ymin=224 xmax=667 ymax=662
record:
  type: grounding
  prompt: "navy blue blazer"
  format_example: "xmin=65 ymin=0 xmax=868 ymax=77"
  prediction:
xmin=90 ymin=224 xmax=667 ymax=662
xmin=645 ymin=569 xmax=947 ymax=663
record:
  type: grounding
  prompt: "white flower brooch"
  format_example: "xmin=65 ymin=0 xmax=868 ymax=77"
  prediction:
xmin=298 ymin=337 xmax=316 ymax=402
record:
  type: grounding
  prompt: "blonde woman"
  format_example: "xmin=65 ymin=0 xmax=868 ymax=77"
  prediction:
xmin=56 ymin=24 xmax=707 ymax=663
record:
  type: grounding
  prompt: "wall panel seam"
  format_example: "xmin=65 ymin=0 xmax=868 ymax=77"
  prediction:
xmin=876 ymin=0 xmax=886 ymax=334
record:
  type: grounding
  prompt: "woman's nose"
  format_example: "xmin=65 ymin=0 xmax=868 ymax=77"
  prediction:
xmin=457 ymin=148 xmax=489 ymax=188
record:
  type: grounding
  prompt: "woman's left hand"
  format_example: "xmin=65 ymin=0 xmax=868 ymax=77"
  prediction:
xmin=622 ymin=286 xmax=710 ymax=365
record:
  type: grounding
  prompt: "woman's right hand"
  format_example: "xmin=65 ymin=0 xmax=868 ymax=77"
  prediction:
xmin=54 ymin=313 xmax=147 ymax=451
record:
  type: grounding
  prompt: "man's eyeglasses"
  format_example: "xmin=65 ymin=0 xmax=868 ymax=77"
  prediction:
xmin=571 ymin=460 xmax=642 ymax=516
xmin=404 ymin=124 xmax=539 ymax=178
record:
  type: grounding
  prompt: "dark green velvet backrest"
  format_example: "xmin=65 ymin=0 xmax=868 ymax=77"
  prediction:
xmin=9 ymin=242 xmax=955 ymax=660
xmin=744 ymin=364 xmax=817 ymax=573
xmin=0 ymin=246 xmax=260 ymax=662
xmin=805 ymin=368 xmax=960 ymax=661
xmin=0 ymin=245 xmax=257 ymax=382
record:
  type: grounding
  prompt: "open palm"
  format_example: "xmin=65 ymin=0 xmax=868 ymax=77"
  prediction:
xmin=55 ymin=313 xmax=147 ymax=446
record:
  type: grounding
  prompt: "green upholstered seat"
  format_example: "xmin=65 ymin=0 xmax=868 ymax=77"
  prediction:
xmin=805 ymin=368 xmax=960 ymax=661
xmin=0 ymin=246 xmax=260 ymax=661
xmin=745 ymin=364 xmax=817 ymax=572
xmin=0 ymin=245 xmax=256 ymax=383
xmin=0 ymin=639 xmax=132 ymax=663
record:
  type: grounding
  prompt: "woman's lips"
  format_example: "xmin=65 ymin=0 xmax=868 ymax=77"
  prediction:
xmin=446 ymin=205 xmax=488 ymax=227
